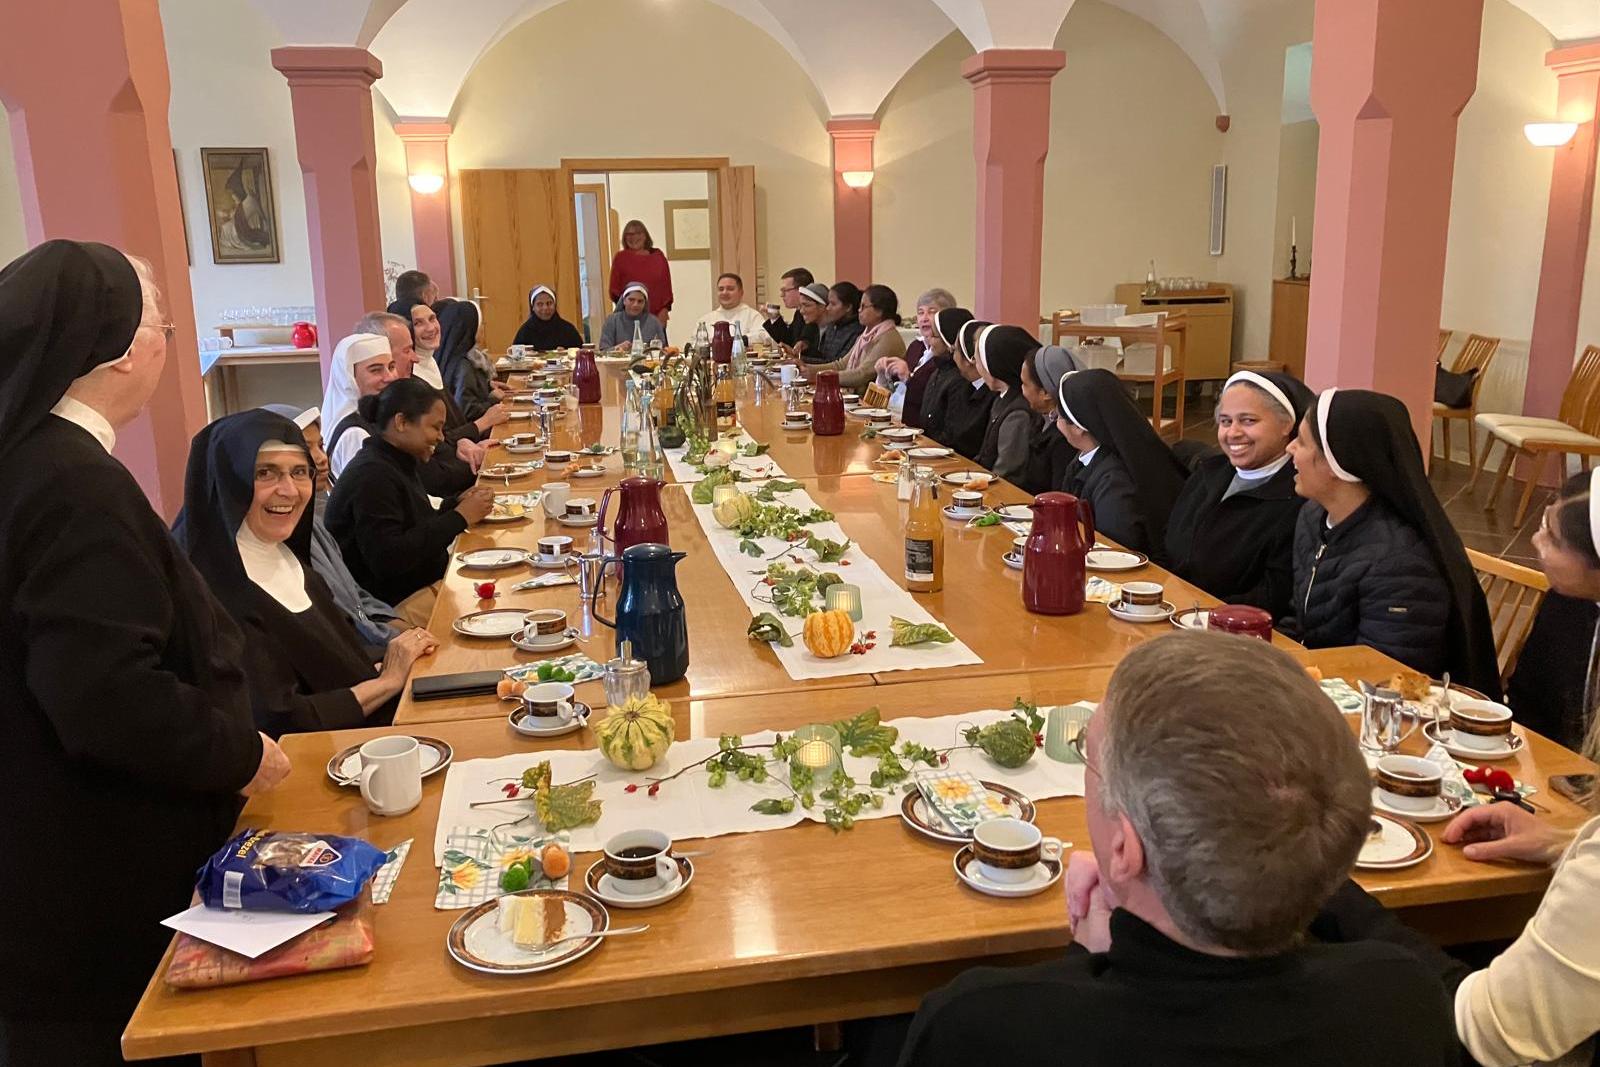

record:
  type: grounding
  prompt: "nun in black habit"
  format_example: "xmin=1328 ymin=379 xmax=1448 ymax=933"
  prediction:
xmin=513 ymin=284 xmax=585 ymax=350
xmin=434 ymin=297 xmax=499 ymax=421
xmin=1056 ymin=367 xmax=1189 ymax=565
xmin=1019 ymin=344 xmax=1081 ymax=494
xmin=916 ymin=307 xmax=973 ymax=437
xmin=0 ymin=241 xmax=269 ymax=1065
xmin=973 ymin=325 xmax=1039 ymax=485
xmin=174 ymin=410 xmax=439 ymax=737
xmin=1165 ymin=369 xmax=1312 ymax=620
xmin=923 ymin=316 xmax=995 ymax=460
xmin=1286 ymin=388 xmax=1501 ymax=697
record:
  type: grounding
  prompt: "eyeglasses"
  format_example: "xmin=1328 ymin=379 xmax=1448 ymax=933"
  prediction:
xmin=254 ymin=465 xmax=314 ymax=485
xmin=1065 ymin=716 xmax=1100 ymax=777
xmin=143 ymin=322 xmax=177 ymax=342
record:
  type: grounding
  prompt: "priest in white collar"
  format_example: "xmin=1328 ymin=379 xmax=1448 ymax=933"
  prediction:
xmin=694 ymin=271 xmax=767 ymax=341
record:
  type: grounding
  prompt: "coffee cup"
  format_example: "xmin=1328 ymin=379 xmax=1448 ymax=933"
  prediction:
xmin=509 ymin=344 xmax=528 ymax=360
xmin=473 ymin=579 xmax=497 ymax=600
xmin=1449 ymin=699 xmax=1515 ymax=751
xmin=783 ymin=410 xmax=811 ymax=426
xmin=1375 ymin=754 xmax=1443 ymax=813
xmin=537 ymin=386 xmax=564 ymax=400
xmin=1012 ymin=535 xmax=1028 ymax=553
xmin=1119 ymin=581 xmax=1166 ymax=613
xmin=952 ymin=489 xmax=984 ymax=512
xmin=522 ymin=681 xmax=576 ymax=721
xmin=541 ymin=482 xmax=571 ymax=517
xmin=525 ymin=608 xmax=568 ymax=637
xmin=565 ymin=497 xmax=597 ymax=518
xmin=970 ymin=817 xmax=1061 ymax=884
xmin=357 ymin=735 xmax=423 ymax=817
xmin=545 ymin=450 xmax=573 ymax=465
xmin=602 ymin=829 xmax=675 ymax=895
xmin=538 ymin=535 xmax=573 ymax=560
xmin=843 ymin=393 xmax=861 ymax=405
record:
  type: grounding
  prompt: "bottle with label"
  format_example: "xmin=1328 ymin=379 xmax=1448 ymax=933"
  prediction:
xmin=714 ymin=362 xmax=737 ymax=431
xmin=653 ymin=371 xmax=675 ymax=430
xmin=904 ymin=467 xmax=943 ymax=593
xmin=731 ymin=322 xmax=746 ymax=376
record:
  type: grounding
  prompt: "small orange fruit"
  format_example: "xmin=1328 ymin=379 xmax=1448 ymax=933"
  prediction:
xmin=540 ymin=843 xmax=571 ymax=880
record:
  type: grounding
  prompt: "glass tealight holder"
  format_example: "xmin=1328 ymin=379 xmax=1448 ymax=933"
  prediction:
xmin=790 ymin=723 xmax=841 ymax=784
xmin=824 ymin=582 xmax=863 ymax=622
xmin=1044 ymin=703 xmax=1094 ymax=764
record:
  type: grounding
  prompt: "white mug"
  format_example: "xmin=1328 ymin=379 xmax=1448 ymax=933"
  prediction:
xmin=542 ymin=481 xmax=571 ymax=518
xmin=358 ymin=735 xmax=423 ymax=817
xmin=522 ymin=682 xmax=576 ymax=721
xmin=509 ymin=344 xmax=528 ymax=359
xmin=971 ymin=817 xmax=1061 ymax=884
xmin=779 ymin=365 xmax=798 ymax=387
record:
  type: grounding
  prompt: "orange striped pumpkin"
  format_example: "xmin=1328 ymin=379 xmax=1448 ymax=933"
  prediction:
xmin=803 ymin=610 xmax=855 ymax=658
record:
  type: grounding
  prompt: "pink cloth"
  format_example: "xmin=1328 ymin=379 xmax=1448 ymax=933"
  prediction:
xmin=845 ymin=320 xmax=896 ymax=370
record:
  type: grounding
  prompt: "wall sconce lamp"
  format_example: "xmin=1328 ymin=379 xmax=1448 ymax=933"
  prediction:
xmin=408 ymin=172 xmax=446 ymax=194
xmin=840 ymin=170 xmax=874 ymax=189
xmin=1524 ymin=122 xmax=1579 ymax=147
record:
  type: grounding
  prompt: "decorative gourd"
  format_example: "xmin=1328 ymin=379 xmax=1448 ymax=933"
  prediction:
xmin=803 ymin=610 xmax=855 ymax=658
xmin=594 ymin=694 xmax=676 ymax=771
xmin=712 ymin=491 xmax=756 ymax=529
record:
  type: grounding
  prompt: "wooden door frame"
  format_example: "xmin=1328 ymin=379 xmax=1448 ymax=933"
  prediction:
xmin=572 ymin=181 xmax=613 ymax=340
xmin=558 ymin=157 xmax=733 ymax=315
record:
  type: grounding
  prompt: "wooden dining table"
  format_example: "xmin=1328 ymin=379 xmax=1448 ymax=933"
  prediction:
xmin=121 ymin=644 xmax=1597 ymax=1066
xmin=398 ymin=359 xmax=1287 ymax=725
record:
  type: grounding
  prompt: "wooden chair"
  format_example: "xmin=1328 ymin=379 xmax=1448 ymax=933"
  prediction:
xmin=1466 ymin=549 xmax=1549 ymax=686
xmin=1475 ymin=344 xmax=1600 ymax=523
xmin=1437 ymin=329 xmax=1453 ymax=358
xmin=1432 ymin=333 xmax=1500 ymax=463
xmin=1051 ymin=311 xmax=1188 ymax=442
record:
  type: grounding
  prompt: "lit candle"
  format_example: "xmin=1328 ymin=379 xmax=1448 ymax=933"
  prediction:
xmin=824 ymin=582 xmax=863 ymax=622
xmin=795 ymin=740 xmax=834 ymax=769
xmin=789 ymin=723 xmax=842 ymax=782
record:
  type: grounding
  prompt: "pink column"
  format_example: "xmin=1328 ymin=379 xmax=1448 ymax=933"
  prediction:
xmin=271 ymin=46 xmax=388 ymax=378
xmin=1523 ymin=44 xmax=1600 ymax=421
xmin=395 ymin=121 xmax=457 ymax=297
xmin=962 ymin=49 xmax=1066 ymax=327
xmin=0 ymin=0 xmax=203 ymax=519
xmin=1304 ymin=0 xmax=1483 ymax=447
xmin=827 ymin=118 xmax=877 ymax=286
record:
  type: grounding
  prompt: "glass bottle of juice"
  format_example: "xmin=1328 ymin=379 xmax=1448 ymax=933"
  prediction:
xmin=714 ymin=362 xmax=737 ymax=431
xmin=905 ymin=467 xmax=943 ymax=593
xmin=653 ymin=372 xmax=674 ymax=430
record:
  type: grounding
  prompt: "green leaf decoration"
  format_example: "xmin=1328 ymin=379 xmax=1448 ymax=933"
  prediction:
xmin=747 ymin=612 xmax=794 ymax=647
xmin=832 ymin=707 xmax=899 ymax=756
xmin=889 ymin=616 xmax=955 ymax=646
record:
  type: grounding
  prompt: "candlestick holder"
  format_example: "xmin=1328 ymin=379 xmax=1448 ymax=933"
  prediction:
xmin=1288 ymin=244 xmax=1299 ymax=281
xmin=790 ymin=723 xmax=842 ymax=784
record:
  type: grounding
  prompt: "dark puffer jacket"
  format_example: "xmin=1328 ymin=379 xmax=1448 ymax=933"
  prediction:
xmin=1288 ymin=498 xmax=1450 ymax=675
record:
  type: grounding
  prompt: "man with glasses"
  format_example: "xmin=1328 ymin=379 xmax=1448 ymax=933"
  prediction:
xmin=897 ymin=631 xmax=1461 ymax=1066
xmin=762 ymin=266 xmax=814 ymax=346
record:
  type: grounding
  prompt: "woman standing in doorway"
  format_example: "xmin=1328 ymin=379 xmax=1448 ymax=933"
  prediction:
xmin=608 ymin=219 xmax=674 ymax=333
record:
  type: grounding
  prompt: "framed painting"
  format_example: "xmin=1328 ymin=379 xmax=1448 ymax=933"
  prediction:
xmin=199 ymin=147 xmax=281 ymax=264
xmin=663 ymin=198 xmax=710 ymax=261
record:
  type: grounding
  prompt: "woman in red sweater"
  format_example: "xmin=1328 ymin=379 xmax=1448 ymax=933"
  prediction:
xmin=608 ymin=220 xmax=674 ymax=333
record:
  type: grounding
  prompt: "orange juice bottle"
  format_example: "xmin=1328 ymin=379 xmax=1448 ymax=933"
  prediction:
xmin=905 ymin=467 xmax=943 ymax=592
xmin=714 ymin=363 xmax=737 ymax=431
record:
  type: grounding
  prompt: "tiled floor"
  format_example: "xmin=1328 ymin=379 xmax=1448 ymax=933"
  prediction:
xmin=1178 ymin=395 xmax=1548 ymax=566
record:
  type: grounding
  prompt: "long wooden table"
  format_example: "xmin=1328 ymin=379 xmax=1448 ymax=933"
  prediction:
xmin=399 ymin=362 xmax=1286 ymax=724
xmin=122 ymin=645 xmax=1596 ymax=1065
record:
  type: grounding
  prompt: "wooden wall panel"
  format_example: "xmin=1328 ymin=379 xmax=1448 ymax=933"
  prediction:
xmin=460 ymin=168 xmax=581 ymax=352
xmin=720 ymin=165 xmax=758 ymax=298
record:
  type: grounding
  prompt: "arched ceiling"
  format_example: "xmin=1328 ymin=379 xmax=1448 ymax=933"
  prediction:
xmin=254 ymin=0 xmax=1600 ymax=125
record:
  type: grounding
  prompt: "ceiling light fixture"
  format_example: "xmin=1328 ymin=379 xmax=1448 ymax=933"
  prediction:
xmin=841 ymin=170 xmax=874 ymax=189
xmin=408 ymin=172 xmax=446 ymax=194
xmin=1524 ymin=122 xmax=1579 ymax=147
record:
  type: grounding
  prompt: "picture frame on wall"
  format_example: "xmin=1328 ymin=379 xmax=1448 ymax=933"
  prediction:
xmin=199 ymin=147 xmax=281 ymax=264
xmin=663 ymin=199 xmax=711 ymax=261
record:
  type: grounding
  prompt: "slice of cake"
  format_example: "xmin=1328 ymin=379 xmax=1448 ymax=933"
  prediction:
xmin=497 ymin=894 xmax=569 ymax=950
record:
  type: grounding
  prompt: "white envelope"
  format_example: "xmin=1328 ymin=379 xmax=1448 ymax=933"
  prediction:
xmin=161 ymin=904 xmax=335 ymax=959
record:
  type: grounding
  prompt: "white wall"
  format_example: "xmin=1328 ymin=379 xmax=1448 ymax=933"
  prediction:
xmin=1273 ymin=118 xmax=1318 ymax=277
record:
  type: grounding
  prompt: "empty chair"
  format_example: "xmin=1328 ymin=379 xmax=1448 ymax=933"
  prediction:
xmin=1475 ymin=344 xmax=1600 ymax=523
xmin=1466 ymin=549 xmax=1549 ymax=687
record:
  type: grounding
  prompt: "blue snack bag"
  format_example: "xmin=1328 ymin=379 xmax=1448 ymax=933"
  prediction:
xmin=197 ymin=829 xmax=387 ymax=913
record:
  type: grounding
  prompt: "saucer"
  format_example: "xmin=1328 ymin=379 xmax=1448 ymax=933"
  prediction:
xmin=782 ymin=421 xmax=812 ymax=431
xmin=511 ymin=628 xmax=580 ymax=653
xmin=1170 ymin=608 xmax=1210 ymax=631
xmin=572 ymin=464 xmax=607 ymax=478
xmin=327 ymin=735 xmax=453 ymax=786
xmin=558 ymin=513 xmax=599 ymax=527
xmin=454 ymin=609 xmax=532 ymax=639
xmin=508 ymin=701 xmax=592 ymax=737
xmin=1002 ymin=550 xmax=1024 ymax=571
xmin=584 ymin=856 xmax=693 ymax=908
xmin=1421 ymin=721 xmax=1524 ymax=761
xmin=457 ymin=548 xmax=531 ymax=571
xmin=907 ymin=446 xmax=953 ymax=460
xmin=532 ymin=553 xmax=574 ymax=569
xmin=1107 ymin=600 xmax=1174 ymax=624
xmin=943 ymin=504 xmax=986 ymax=521
xmin=1371 ymin=787 xmax=1461 ymax=823
xmin=952 ymin=846 xmax=1062 ymax=898
xmin=1356 ymin=813 xmax=1434 ymax=870
xmin=1086 ymin=548 xmax=1148 ymax=572
xmin=505 ymin=411 xmax=534 ymax=420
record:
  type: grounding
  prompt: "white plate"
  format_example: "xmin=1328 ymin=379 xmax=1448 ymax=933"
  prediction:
xmin=532 ymin=553 xmax=574 ymax=569
xmin=1356 ymin=814 xmax=1434 ymax=870
xmin=482 ymin=504 xmax=531 ymax=524
xmin=1107 ymin=600 xmax=1175 ymax=624
xmin=558 ymin=514 xmax=599 ymax=528
xmin=994 ymin=505 xmax=1032 ymax=522
xmin=1421 ymin=721 xmax=1525 ymax=761
xmin=1002 ymin=550 xmax=1024 ymax=571
xmin=454 ymin=609 xmax=532 ymax=638
xmin=482 ymin=464 xmax=540 ymax=480
xmin=511 ymin=629 xmax=579 ymax=654
xmin=941 ymin=471 xmax=993 ymax=488
xmin=457 ymin=548 xmax=531 ymax=570
xmin=447 ymin=891 xmax=609 ymax=975
xmin=1086 ymin=548 xmax=1148 ymax=571
xmin=505 ymin=411 xmax=534 ymax=420
xmin=781 ymin=420 xmax=812 ymax=430
xmin=1371 ymin=787 xmax=1461 ymax=823
xmin=572 ymin=465 xmax=607 ymax=479
xmin=907 ymin=446 xmax=953 ymax=460
xmin=1171 ymin=608 xmax=1210 ymax=631
xmin=584 ymin=857 xmax=694 ymax=908
xmin=952 ymin=846 xmax=1063 ymax=898
xmin=328 ymin=736 xmax=452 ymax=786
xmin=508 ymin=702 xmax=591 ymax=737
xmin=943 ymin=504 xmax=985 ymax=521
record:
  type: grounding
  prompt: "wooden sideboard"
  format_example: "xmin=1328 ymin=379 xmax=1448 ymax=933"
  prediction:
xmin=1113 ymin=282 xmax=1234 ymax=380
xmin=1270 ymin=277 xmax=1311 ymax=380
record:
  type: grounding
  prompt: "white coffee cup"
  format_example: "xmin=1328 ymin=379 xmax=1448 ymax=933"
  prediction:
xmin=779 ymin=365 xmax=798 ymax=387
xmin=602 ymin=829 xmax=675 ymax=895
xmin=1375 ymin=754 xmax=1443 ymax=813
xmin=538 ymin=535 xmax=573 ymax=560
xmin=1118 ymin=581 xmax=1167 ymax=614
xmin=971 ymin=817 xmax=1061 ymax=884
xmin=542 ymin=482 xmax=571 ymax=517
xmin=952 ymin=489 xmax=984 ymax=512
xmin=521 ymin=681 xmax=576 ymax=721
xmin=509 ymin=344 xmax=528 ymax=359
xmin=358 ymin=735 xmax=423 ymax=817
xmin=1449 ymin=699 xmax=1515 ymax=752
